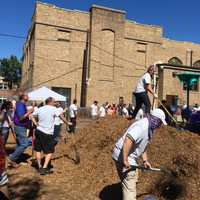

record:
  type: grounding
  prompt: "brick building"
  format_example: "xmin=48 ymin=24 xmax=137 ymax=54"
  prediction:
xmin=21 ymin=2 xmax=200 ymax=106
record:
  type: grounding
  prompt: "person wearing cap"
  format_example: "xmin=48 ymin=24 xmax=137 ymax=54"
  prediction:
xmin=112 ymin=108 xmax=167 ymax=200
xmin=131 ymin=65 xmax=158 ymax=119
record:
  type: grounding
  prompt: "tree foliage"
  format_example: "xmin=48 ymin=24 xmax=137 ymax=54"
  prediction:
xmin=0 ymin=55 xmax=22 ymax=88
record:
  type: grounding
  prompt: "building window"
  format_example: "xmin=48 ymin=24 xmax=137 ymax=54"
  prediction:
xmin=193 ymin=60 xmax=200 ymax=68
xmin=0 ymin=97 xmax=6 ymax=104
xmin=137 ymin=42 xmax=147 ymax=53
xmin=51 ymin=87 xmax=71 ymax=106
xmin=57 ymin=29 xmax=70 ymax=42
xmin=168 ymin=57 xmax=183 ymax=65
xmin=100 ymin=29 xmax=115 ymax=80
xmin=0 ymin=83 xmax=8 ymax=90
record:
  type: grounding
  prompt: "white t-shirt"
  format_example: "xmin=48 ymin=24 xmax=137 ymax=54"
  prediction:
xmin=135 ymin=72 xmax=151 ymax=93
xmin=33 ymin=105 xmax=60 ymax=135
xmin=91 ymin=104 xmax=98 ymax=116
xmin=54 ymin=107 xmax=64 ymax=125
xmin=112 ymin=118 xmax=149 ymax=165
xmin=135 ymin=108 xmax=144 ymax=121
xmin=69 ymin=104 xmax=78 ymax=118
xmin=99 ymin=106 xmax=106 ymax=117
xmin=122 ymin=107 xmax=129 ymax=117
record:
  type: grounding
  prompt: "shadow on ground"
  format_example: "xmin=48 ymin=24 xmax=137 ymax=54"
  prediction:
xmin=99 ymin=182 xmax=122 ymax=200
xmin=0 ymin=192 xmax=9 ymax=200
xmin=9 ymin=177 xmax=44 ymax=200
xmin=6 ymin=146 xmax=31 ymax=164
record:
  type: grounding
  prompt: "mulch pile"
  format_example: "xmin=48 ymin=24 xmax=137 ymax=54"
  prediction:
xmin=7 ymin=117 xmax=200 ymax=200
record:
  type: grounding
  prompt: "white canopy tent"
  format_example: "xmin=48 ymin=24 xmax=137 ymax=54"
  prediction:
xmin=28 ymin=86 xmax=66 ymax=101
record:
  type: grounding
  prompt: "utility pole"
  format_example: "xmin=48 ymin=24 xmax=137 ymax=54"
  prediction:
xmin=80 ymin=30 xmax=90 ymax=107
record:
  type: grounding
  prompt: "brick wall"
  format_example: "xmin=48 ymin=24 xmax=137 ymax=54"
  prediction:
xmin=22 ymin=2 xmax=200 ymax=106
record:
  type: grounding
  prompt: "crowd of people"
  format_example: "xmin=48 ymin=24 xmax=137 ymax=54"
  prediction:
xmin=90 ymin=100 xmax=144 ymax=120
xmin=0 ymin=64 xmax=199 ymax=200
xmin=0 ymin=93 xmax=79 ymax=198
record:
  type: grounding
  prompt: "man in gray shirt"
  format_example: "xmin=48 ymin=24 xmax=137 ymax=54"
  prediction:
xmin=112 ymin=108 xmax=167 ymax=200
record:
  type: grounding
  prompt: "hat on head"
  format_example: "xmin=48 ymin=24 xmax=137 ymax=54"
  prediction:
xmin=151 ymin=108 xmax=167 ymax=125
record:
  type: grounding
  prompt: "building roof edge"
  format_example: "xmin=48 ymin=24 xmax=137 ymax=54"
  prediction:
xmin=91 ymin=4 xmax=126 ymax=14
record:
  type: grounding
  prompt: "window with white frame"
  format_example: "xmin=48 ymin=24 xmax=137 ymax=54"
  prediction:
xmin=0 ymin=83 xmax=8 ymax=90
xmin=0 ymin=97 xmax=6 ymax=104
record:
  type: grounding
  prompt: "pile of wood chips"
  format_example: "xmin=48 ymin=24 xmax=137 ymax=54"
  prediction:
xmin=8 ymin=117 xmax=200 ymax=200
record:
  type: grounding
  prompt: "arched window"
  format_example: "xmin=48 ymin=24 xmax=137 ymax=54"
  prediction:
xmin=100 ymin=29 xmax=115 ymax=80
xmin=168 ymin=57 xmax=183 ymax=65
xmin=193 ymin=60 xmax=200 ymax=68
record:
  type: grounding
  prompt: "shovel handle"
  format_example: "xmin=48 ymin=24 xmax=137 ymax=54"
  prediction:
xmin=130 ymin=165 xmax=162 ymax=172
xmin=157 ymin=99 xmax=178 ymax=125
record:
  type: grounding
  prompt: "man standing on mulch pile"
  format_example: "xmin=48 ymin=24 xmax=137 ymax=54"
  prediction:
xmin=112 ymin=108 xmax=167 ymax=200
xmin=131 ymin=65 xmax=158 ymax=119
xmin=31 ymin=97 xmax=69 ymax=175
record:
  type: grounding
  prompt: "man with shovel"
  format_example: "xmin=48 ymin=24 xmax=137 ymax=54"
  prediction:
xmin=131 ymin=65 xmax=158 ymax=119
xmin=112 ymin=108 xmax=167 ymax=200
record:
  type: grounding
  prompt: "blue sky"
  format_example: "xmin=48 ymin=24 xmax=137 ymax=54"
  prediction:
xmin=0 ymin=0 xmax=200 ymax=59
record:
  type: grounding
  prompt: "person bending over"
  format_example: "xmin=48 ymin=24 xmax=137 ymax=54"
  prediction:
xmin=112 ymin=108 xmax=167 ymax=200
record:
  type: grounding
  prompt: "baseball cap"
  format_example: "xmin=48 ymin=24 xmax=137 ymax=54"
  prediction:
xmin=151 ymin=108 xmax=167 ymax=125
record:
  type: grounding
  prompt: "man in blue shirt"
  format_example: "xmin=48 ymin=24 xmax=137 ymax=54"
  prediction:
xmin=8 ymin=94 xmax=33 ymax=167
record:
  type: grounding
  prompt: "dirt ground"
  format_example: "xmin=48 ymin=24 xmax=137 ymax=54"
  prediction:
xmin=5 ymin=117 xmax=200 ymax=200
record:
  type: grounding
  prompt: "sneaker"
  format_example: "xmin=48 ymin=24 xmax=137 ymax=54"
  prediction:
xmin=39 ymin=168 xmax=52 ymax=176
xmin=7 ymin=158 xmax=19 ymax=168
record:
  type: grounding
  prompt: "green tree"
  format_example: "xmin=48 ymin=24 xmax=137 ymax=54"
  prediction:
xmin=0 ymin=55 xmax=22 ymax=89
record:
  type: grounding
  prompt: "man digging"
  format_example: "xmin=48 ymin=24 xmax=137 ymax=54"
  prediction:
xmin=112 ymin=108 xmax=167 ymax=200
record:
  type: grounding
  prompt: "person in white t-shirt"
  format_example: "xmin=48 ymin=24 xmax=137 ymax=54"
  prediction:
xmin=122 ymin=104 xmax=129 ymax=118
xmin=90 ymin=101 xmax=98 ymax=119
xmin=135 ymin=108 xmax=144 ymax=121
xmin=112 ymin=108 xmax=167 ymax=200
xmin=132 ymin=65 xmax=158 ymax=119
xmin=31 ymin=97 xmax=69 ymax=175
xmin=99 ymin=104 xmax=106 ymax=118
xmin=68 ymin=99 xmax=78 ymax=133
xmin=53 ymin=102 xmax=64 ymax=143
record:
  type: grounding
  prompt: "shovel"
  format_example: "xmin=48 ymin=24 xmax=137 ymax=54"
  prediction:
xmin=157 ymin=99 xmax=178 ymax=125
xmin=129 ymin=165 xmax=173 ymax=175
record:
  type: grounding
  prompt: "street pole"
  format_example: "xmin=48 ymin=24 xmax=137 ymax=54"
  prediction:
xmin=186 ymin=49 xmax=193 ymax=108
xmin=186 ymin=80 xmax=190 ymax=109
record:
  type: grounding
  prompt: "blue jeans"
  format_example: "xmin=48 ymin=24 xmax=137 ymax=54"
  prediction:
xmin=9 ymin=126 xmax=29 ymax=162
xmin=53 ymin=125 xmax=61 ymax=143
xmin=0 ymin=127 xmax=9 ymax=145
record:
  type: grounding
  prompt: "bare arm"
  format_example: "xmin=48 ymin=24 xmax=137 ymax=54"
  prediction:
xmin=59 ymin=113 xmax=70 ymax=125
xmin=146 ymin=84 xmax=157 ymax=98
xmin=142 ymin=150 xmax=151 ymax=168
xmin=122 ymin=136 xmax=135 ymax=169
xmin=30 ymin=115 xmax=38 ymax=126
xmin=20 ymin=108 xmax=34 ymax=121
xmin=146 ymin=84 xmax=154 ymax=95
